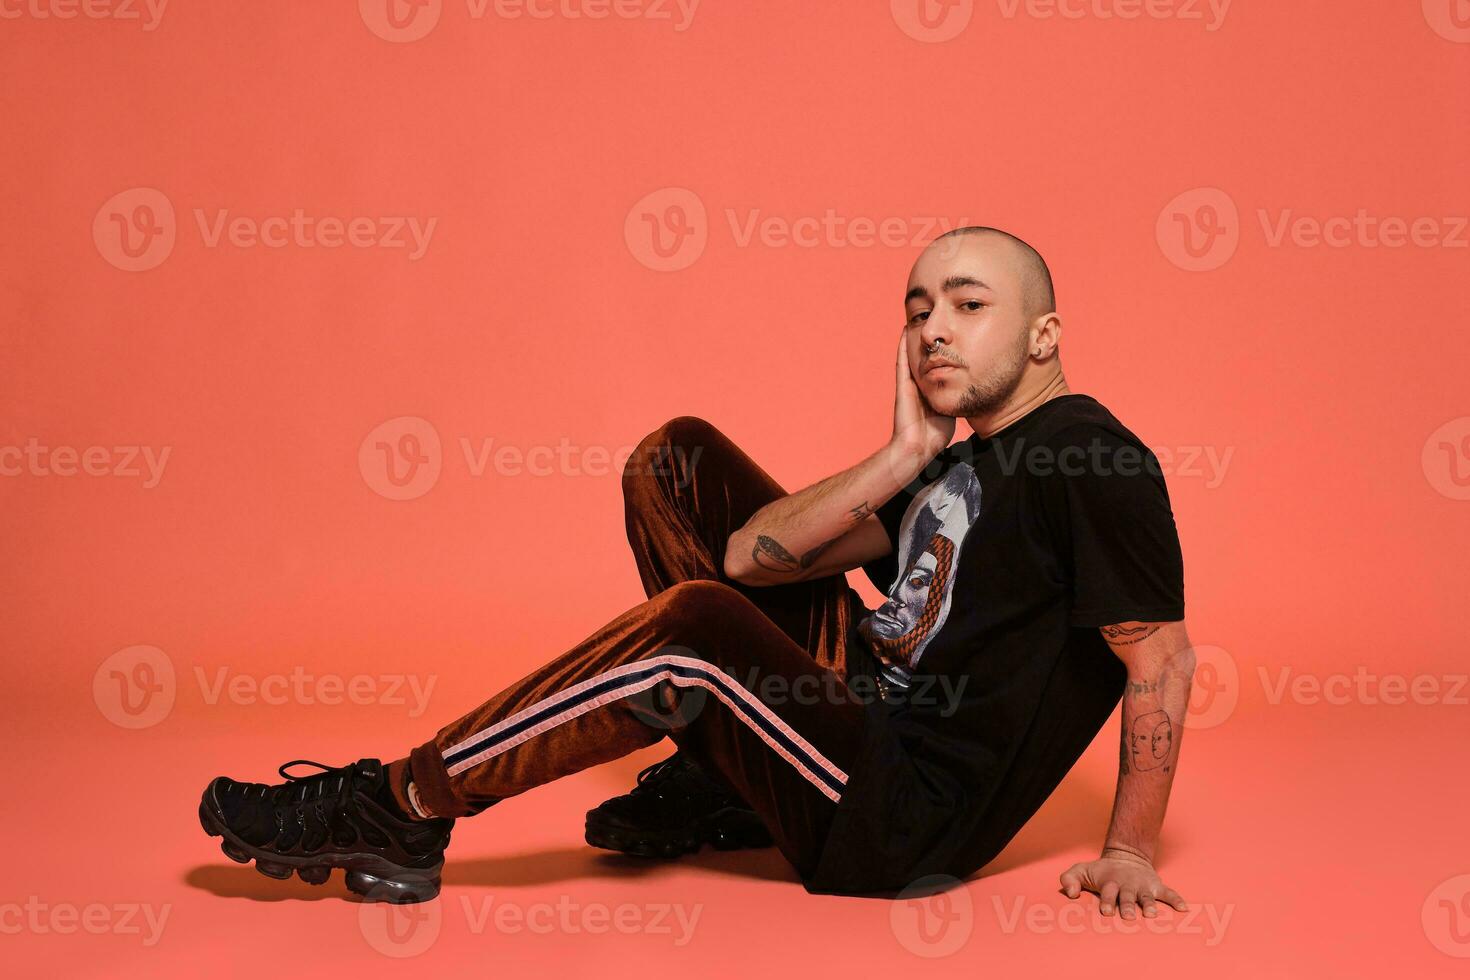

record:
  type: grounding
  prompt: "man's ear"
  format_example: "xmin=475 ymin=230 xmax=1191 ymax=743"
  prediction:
xmin=1029 ymin=312 xmax=1063 ymax=358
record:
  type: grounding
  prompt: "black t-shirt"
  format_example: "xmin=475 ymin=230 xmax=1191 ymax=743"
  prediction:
xmin=803 ymin=394 xmax=1185 ymax=895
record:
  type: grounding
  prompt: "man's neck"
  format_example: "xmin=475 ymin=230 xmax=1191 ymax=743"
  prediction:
xmin=965 ymin=371 xmax=1072 ymax=438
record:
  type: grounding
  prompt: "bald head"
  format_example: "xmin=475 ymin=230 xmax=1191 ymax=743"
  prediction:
xmin=930 ymin=226 xmax=1055 ymax=321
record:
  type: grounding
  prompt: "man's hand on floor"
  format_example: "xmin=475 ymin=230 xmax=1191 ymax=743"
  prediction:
xmin=1058 ymin=848 xmax=1188 ymax=919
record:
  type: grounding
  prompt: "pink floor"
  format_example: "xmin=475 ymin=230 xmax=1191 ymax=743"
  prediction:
xmin=10 ymin=698 xmax=1466 ymax=977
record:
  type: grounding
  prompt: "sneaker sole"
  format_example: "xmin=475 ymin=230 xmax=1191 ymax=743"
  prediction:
xmin=584 ymin=806 xmax=774 ymax=859
xmin=198 ymin=790 xmax=443 ymax=904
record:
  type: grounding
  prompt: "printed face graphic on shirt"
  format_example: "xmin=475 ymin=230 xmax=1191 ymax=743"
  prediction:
xmin=861 ymin=462 xmax=981 ymax=670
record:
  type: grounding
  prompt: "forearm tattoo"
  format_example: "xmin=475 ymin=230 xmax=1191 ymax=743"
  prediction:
xmin=752 ymin=534 xmax=833 ymax=572
xmin=1102 ymin=623 xmax=1160 ymax=646
xmin=1126 ymin=709 xmax=1174 ymax=773
xmin=751 ymin=500 xmax=872 ymax=575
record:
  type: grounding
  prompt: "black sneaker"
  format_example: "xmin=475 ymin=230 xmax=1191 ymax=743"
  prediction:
xmin=584 ymin=752 xmax=773 ymax=859
xmin=198 ymin=758 xmax=453 ymax=904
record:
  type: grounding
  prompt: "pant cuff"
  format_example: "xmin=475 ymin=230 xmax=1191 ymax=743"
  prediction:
xmin=408 ymin=739 xmax=477 ymax=819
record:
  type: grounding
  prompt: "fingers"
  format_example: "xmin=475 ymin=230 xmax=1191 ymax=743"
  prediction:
xmin=1098 ymin=881 xmax=1120 ymax=916
xmin=1138 ymin=894 xmax=1159 ymax=918
xmin=1157 ymin=887 xmax=1189 ymax=912
xmin=1059 ymin=866 xmax=1084 ymax=900
xmin=1118 ymin=888 xmax=1139 ymax=920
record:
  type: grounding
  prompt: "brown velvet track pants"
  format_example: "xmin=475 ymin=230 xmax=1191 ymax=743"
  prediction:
xmin=405 ymin=416 xmax=875 ymax=877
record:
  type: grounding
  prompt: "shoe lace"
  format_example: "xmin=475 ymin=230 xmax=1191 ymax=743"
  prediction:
xmin=273 ymin=759 xmax=357 ymax=813
xmin=632 ymin=755 xmax=693 ymax=796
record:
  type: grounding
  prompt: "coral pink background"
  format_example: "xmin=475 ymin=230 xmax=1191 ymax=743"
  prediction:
xmin=3 ymin=1 xmax=1468 ymax=975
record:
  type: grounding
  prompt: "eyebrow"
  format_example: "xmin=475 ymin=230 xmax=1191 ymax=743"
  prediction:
xmin=904 ymin=276 xmax=991 ymax=304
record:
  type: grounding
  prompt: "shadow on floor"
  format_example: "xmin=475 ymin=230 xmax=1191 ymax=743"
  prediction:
xmin=185 ymin=771 xmax=1135 ymax=902
xmin=184 ymin=842 xmax=797 ymax=902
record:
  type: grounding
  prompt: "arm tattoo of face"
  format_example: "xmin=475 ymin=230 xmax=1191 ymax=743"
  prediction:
xmin=1126 ymin=709 xmax=1174 ymax=773
xmin=1102 ymin=623 xmax=1161 ymax=646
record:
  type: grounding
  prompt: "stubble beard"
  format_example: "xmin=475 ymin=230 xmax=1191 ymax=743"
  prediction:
xmin=930 ymin=334 xmax=1030 ymax=418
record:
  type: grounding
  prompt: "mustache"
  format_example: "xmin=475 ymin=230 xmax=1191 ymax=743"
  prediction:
xmin=924 ymin=341 xmax=966 ymax=363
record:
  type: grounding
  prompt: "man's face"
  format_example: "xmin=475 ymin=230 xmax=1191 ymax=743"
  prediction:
xmin=868 ymin=549 xmax=939 ymax=640
xmin=903 ymin=233 xmax=1034 ymax=418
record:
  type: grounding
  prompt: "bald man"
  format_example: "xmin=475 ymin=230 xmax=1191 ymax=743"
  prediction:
xmin=198 ymin=227 xmax=1195 ymax=916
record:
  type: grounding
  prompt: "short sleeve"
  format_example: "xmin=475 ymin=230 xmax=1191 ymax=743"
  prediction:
xmin=859 ymin=485 xmax=913 ymax=594
xmin=1041 ymin=423 xmax=1185 ymax=627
